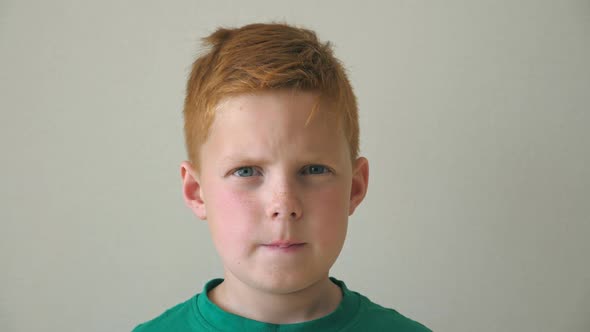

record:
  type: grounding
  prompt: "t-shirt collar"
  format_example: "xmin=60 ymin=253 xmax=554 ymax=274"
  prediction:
xmin=193 ymin=277 xmax=360 ymax=332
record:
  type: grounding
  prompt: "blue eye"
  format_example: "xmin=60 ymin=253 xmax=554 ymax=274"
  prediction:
xmin=302 ymin=165 xmax=330 ymax=175
xmin=233 ymin=167 xmax=258 ymax=177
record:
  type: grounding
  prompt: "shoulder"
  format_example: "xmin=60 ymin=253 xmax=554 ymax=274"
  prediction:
xmin=353 ymin=292 xmax=432 ymax=332
xmin=131 ymin=296 xmax=198 ymax=332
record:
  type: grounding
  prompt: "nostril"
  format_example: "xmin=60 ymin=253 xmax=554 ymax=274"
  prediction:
xmin=270 ymin=211 xmax=298 ymax=219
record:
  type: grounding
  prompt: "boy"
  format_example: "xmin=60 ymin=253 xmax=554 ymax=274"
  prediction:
xmin=133 ymin=23 xmax=431 ymax=331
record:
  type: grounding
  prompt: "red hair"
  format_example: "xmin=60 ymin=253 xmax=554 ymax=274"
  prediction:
xmin=183 ymin=23 xmax=359 ymax=170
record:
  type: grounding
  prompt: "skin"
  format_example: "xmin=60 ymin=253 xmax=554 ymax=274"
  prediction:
xmin=180 ymin=90 xmax=369 ymax=324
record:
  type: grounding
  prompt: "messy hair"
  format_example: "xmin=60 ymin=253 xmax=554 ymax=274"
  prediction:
xmin=183 ymin=23 xmax=359 ymax=170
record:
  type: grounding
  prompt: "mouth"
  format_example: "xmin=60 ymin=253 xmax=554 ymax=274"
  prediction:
xmin=262 ymin=241 xmax=307 ymax=251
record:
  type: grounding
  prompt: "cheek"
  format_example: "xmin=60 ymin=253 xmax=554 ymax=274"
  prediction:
xmin=206 ymin=186 xmax=260 ymax=248
xmin=314 ymin=182 xmax=350 ymax=215
xmin=307 ymin=184 xmax=350 ymax=241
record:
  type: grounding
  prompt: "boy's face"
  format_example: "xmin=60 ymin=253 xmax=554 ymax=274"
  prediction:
xmin=181 ymin=90 xmax=368 ymax=295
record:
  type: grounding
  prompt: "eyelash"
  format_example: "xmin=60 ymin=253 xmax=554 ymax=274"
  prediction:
xmin=232 ymin=166 xmax=261 ymax=177
xmin=231 ymin=165 xmax=332 ymax=177
xmin=301 ymin=165 xmax=330 ymax=175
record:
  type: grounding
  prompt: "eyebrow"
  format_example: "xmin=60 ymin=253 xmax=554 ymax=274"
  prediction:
xmin=219 ymin=154 xmax=339 ymax=167
xmin=219 ymin=155 xmax=270 ymax=166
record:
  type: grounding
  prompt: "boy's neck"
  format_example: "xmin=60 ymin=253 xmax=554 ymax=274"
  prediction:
xmin=208 ymin=274 xmax=342 ymax=324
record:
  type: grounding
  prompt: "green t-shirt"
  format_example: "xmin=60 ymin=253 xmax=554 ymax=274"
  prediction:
xmin=133 ymin=277 xmax=432 ymax=331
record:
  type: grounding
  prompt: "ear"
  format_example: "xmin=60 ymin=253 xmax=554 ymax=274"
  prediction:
xmin=349 ymin=157 xmax=369 ymax=215
xmin=180 ymin=161 xmax=207 ymax=220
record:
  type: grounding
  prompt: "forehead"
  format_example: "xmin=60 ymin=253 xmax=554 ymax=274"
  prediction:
xmin=202 ymin=90 xmax=348 ymax=162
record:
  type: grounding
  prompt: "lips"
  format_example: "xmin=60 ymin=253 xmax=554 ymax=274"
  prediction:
xmin=264 ymin=241 xmax=305 ymax=248
xmin=262 ymin=241 xmax=306 ymax=251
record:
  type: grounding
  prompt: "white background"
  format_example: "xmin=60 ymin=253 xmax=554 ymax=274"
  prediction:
xmin=1 ymin=1 xmax=589 ymax=331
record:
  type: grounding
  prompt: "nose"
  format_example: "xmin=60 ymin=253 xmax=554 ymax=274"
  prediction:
xmin=266 ymin=186 xmax=303 ymax=221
